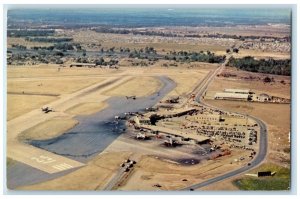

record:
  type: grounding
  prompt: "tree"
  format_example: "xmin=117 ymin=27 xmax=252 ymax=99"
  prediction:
xmin=263 ymin=76 xmax=272 ymax=83
xmin=233 ymin=48 xmax=239 ymax=53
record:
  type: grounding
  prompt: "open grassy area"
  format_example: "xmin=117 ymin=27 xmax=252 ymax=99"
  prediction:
xmin=167 ymin=75 xmax=202 ymax=96
xmin=7 ymin=65 xmax=123 ymax=78
xmin=7 ymin=94 xmax=57 ymax=121
xmin=65 ymin=102 xmax=107 ymax=116
xmin=19 ymin=116 xmax=78 ymax=140
xmin=104 ymin=77 xmax=162 ymax=97
xmin=8 ymin=78 xmax=105 ymax=95
xmin=233 ymin=163 xmax=290 ymax=190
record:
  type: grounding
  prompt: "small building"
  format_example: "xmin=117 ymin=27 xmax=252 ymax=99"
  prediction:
xmin=139 ymin=118 xmax=151 ymax=125
xmin=214 ymin=92 xmax=249 ymax=101
xmin=256 ymin=93 xmax=271 ymax=102
xmin=70 ymin=63 xmax=96 ymax=67
xmin=190 ymin=114 xmax=221 ymax=123
xmin=224 ymin=88 xmax=250 ymax=94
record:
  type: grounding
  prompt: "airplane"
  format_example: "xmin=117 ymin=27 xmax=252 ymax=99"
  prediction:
xmin=41 ymin=107 xmax=53 ymax=113
xmin=126 ymin=96 xmax=136 ymax=100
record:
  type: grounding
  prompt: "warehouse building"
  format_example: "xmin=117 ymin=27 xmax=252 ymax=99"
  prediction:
xmin=188 ymin=114 xmax=222 ymax=123
xmin=224 ymin=88 xmax=250 ymax=94
xmin=214 ymin=92 xmax=250 ymax=101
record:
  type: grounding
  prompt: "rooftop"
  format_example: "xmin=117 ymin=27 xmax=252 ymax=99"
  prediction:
xmin=140 ymin=124 xmax=209 ymax=142
xmin=215 ymin=92 xmax=249 ymax=99
xmin=224 ymin=88 xmax=250 ymax=94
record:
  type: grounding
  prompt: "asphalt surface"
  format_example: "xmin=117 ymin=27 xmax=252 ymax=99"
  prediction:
xmin=180 ymin=63 xmax=268 ymax=191
xmin=29 ymin=76 xmax=176 ymax=162
xmin=7 ymin=76 xmax=176 ymax=189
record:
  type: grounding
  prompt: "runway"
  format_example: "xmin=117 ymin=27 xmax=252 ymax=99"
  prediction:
xmin=7 ymin=75 xmax=176 ymax=189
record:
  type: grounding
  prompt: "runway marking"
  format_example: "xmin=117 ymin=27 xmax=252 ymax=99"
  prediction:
xmin=52 ymin=165 xmax=66 ymax=171
xmin=60 ymin=163 xmax=74 ymax=169
xmin=31 ymin=155 xmax=56 ymax=164
xmin=52 ymin=163 xmax=74 ymax=171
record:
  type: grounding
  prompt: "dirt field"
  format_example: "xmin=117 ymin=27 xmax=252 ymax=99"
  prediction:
xmin=104 ymin=76 xmax=162 ymax=97
xmin=198 ymin=177 xmax=239 ymax=191
xmin=7 ymin=94 xmax=57 ymax=121
xmin=70 ymin=30 xmax=227 ymax=53
xmin=19 ymin=116 xmax=78 ymax=141
xmin=18 ymin=152 xmax=132 ymax=190
xmin=117 ymin=149 xmax=251 ymax=191
xmin=167 ymin=74 xmax=204 ymax=96
xmin=208 ymin=69 xmax=291 ymax=99
xmin=7 ymin=64 xmax=124 ymax=78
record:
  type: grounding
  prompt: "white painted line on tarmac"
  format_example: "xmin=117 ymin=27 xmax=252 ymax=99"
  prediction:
xmin=60 ymin=163 xmax=73 ymax=169
xmin=52 ymin=165 xmax=67 ymax=171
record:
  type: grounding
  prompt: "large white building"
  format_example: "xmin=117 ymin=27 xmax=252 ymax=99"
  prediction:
xmin=224 ymin=88 xmax=250 ymax=94
xmin=214 ymin=92 xmax=249 ymax=101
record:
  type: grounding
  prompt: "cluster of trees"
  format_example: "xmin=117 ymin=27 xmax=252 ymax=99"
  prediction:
xmin=165 ymin=50 xmax=225 ymax=63
xmin=128 ymin=47 xmax=158 ymax=61
xmin=131 ymin=61 xmax=150 ymax=67
xmin=202 ymin=34 xmax=290 ymax=42
xmin=94 ymin=27 xmax=179 ymax=37
xmin=11 ymin=44 xmax=26 ymax=50
xmin=25 ymin=37 xmax=73 ymax=43
xmin=93 ymin=28 xmax=290 ymax=42
xmin=227 ymin=56 xmax=291 ymax=76
xmin=162 ymin=62 xmax=178 ymax=67
xmin=95 ymin=58 xmax=118 ymax=66
xmin=7 ymin=51 xmax=64 ymax=65
xmin=30 ymin=43 xmax=82 ymax=52
xmin=119 ymin=47 xmax=131 ymax=53
xmin=226 ymin=48 xmax=239 ymax=53
xmin=8 ymin=29 xmax=55 ymax=37
xmin=128 ymin=48 xmax=225 ymax=64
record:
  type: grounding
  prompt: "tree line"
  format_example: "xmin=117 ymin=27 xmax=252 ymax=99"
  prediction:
xmin=226 ymin=56 xmax=291 ymax=76
xmin=8 ymin=29 xmax=55 ymax=37
xmin=25 ymin=37 xmax=73 ymax=43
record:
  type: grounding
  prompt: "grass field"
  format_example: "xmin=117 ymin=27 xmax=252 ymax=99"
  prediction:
xmin=19 ymin=116 xmax=78 ymax=140
xmin=7 ymin=94 xmax=57 ymax=121
xmin=8 ymin=78 xmax=105 ymax=95
xmin=233 ymin=163 xmax=290 ymax=190
xmin=7 ymin=65 xmax=123 ymax=78
xmin=104 ymin=77 xmax=162 ymax=97
xmin=65 ymin=102 xmax=107 ymax=116
xmin=167 ymin=75 xmax=202 ymax=96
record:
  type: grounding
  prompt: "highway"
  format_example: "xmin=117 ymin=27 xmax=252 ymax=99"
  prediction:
xmin=180 ymin=57 xmax=268 ymax=190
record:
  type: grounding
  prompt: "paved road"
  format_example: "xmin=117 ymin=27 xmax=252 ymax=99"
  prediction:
xmin=180 ymin=58 xmax=268 ymax=190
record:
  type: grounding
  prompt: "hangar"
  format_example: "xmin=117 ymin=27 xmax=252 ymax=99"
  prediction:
xmin=214 ymin=92 xmax=250 ymax=101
